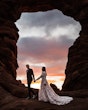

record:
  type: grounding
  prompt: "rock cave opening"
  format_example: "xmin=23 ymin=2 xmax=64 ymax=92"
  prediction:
xmin=15 ymin=9 xmax=81 ymax=90
xmin=0 ymin=1 xmax=88 ymax=109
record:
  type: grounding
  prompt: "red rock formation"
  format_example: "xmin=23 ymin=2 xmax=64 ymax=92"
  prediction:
xmin=0 ymin=0 xmax=88 ymax=109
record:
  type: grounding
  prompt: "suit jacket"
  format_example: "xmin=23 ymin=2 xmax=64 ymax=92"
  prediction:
xmin=27 ymin=69 xmax=34 ymax=83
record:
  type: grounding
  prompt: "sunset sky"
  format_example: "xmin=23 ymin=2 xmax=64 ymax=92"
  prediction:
xmin=15 ymin=9 xmax=81 ymax=90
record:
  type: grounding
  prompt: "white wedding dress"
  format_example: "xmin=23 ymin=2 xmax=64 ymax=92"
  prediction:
xmin=37 ymin=71 xmax=73 ymax=105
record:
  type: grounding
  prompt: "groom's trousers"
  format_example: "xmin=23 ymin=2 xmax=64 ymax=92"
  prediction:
xmin=28 ymin=81 xmax=35 ymax=98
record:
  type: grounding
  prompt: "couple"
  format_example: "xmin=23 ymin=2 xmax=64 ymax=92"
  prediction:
xmin=26 ymin=64 xmax=73 ymax=105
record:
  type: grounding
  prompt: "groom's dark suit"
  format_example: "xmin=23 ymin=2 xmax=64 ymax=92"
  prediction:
xmin=26 ymin=68 xmax=35 ymax=98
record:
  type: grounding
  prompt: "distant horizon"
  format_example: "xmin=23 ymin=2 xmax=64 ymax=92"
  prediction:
xmin=17 ymin=72 xmax=65 ymax=90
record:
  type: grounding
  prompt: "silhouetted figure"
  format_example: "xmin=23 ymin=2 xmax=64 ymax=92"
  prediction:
xmin=26 ymin=64 xmax=36 ymax=99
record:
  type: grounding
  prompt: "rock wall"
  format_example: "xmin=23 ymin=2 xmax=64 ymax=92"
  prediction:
xmin=0 ymin=0 xmax=28 ymax=98
xmin=0 ymin=0 xmax=88 ymax=98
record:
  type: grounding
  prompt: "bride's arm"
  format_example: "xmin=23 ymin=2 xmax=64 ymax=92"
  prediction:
xmin=35 ymin=74 xmax=42 ymax=82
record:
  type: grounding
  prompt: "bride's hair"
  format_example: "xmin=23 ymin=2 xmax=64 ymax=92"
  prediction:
xmin=42 ymin=67 xmax=46 ymax=71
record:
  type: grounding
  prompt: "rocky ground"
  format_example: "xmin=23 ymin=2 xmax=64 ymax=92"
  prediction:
xmin=1 ymin=95 xmax=88 ymax=110
xmin=0 ymin=84 xmax=88 ymax=110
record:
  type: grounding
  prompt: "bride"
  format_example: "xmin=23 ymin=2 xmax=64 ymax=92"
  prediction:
xmin=35 ymin=67 xmax=73 ymax=105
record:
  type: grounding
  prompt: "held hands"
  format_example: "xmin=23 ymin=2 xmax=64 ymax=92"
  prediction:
xmin=34 ymin=79 xmax=36 ymax=82
xmin=34 ymin=77 xmax=38 ymax=82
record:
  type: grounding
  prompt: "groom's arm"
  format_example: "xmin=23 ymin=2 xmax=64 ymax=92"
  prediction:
xmin=35 ymin=74 xmax=42 ymax=82
xmin=31 ymin=69 xmax=35 ymax=81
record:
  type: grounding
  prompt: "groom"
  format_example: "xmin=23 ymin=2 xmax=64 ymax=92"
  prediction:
xmin=26 ymin=64 xmax=36 ymax=99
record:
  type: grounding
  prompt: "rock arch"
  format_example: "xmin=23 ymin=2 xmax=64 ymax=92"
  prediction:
xmin=0 ymin=0 xmax=88 ymax=96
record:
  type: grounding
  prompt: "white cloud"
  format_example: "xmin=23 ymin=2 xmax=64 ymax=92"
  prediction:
xmin=15 ymin=9 xmax=81 ymax=40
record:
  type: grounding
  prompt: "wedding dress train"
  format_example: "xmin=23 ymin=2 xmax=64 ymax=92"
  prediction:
xmin=38 ymin=71 xmax=73 ymax=105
